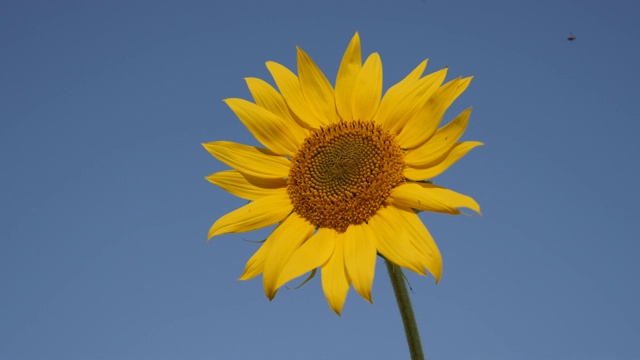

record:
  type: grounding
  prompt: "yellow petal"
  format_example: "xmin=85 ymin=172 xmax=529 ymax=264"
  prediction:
xmin=335 ymin=33 xmax=362 ymax=122
xmin=205 ymin=170 xmax=287 ymax=201
xmin=404 ymin=108 xmax=471 ymax=167
xmin=375 ymin=59 xmax=428 ymax=126
xmin=202 ymin=141 xmax=290 ymax=179
xmin=276 ymin=227 xmax=336 ymax=288
xmin=208 ymin=192 xmax=293 ymax=238
xmin=321 ymin=234 xmax=350 ymax=315
xmin=262 ymin=213 xmax=315 ymax=300
xmin=245 ymin=77 xmax=310 ymax=136
xmin=404 ymin=141 xmax=484 ymax=181
xmin=367 ymin=207 xmax=426 ymax=275
xmin=343 ymin=224 xmax=377 ymax=303
xmin=350 ymin=53 xmax=382 ymax=122
xmin=394 ymin=207 xmax=443 ymax=282
xmin=397 ymin=77 xmax=472 ymax=149
xmin=224 ymin=98 xmax=306 ymax=156
xmin=239 ymin=240 xmax=272 ymax=280
xmin=389 ymin=182 xmax=480 ymax=215
xmin=266 ymin=61 xmax=323 ymax=128
xmin=297 ymin=47 xmax=337 ymax=125
xmin=385 ymin=68 xmax=449 ymax=135
xmin=245 ymin=77 xmax=297 ymax=124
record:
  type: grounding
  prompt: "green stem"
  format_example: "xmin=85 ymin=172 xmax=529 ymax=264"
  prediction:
xmin=385 ymin=259 xmax=425 ymax=360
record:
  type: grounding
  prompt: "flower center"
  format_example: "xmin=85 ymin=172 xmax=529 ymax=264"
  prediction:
xmin=287 ymin=121 xmax=405 ymax=232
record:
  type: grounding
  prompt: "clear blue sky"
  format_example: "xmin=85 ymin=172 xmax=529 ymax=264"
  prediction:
xmin=2 ymin=1 xmax=639 ymax=359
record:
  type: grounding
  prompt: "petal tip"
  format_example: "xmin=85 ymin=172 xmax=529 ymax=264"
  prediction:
xmin=330 ymin=304 xmax=343 ymax=316
xmin=433 ymin=269 xmax=442 ymax=283
xmin=207 ymin=223 xmax=219 ymax=239
xmin=363 ymin=293 xmax=373 ymax=304
xmin=266 ymin=288 xmax=277 ymax=301
xmin=207 ymin=228 xmax=221 ymax=239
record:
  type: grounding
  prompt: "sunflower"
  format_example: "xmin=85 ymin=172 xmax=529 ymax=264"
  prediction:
xmin=204 ymin=33 xmax=481 ymax=315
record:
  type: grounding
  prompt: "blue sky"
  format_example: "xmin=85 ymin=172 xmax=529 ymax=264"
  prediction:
xmin=1 ymin=0 xmax=639 ymax=359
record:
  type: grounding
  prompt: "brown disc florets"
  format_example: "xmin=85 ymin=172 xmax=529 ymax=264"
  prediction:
xmin=287 ymin=121 xmax=405 ymax=232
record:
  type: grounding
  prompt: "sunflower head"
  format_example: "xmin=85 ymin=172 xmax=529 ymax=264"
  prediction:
xmin=204 ymin=33 xmax=481 ymax=314
xmin=287 ymin=120 xmax=405 ymax=233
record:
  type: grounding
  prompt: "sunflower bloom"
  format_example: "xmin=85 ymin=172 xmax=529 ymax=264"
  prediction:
xmin=204 ymin=33 xmax=481 ymax=315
